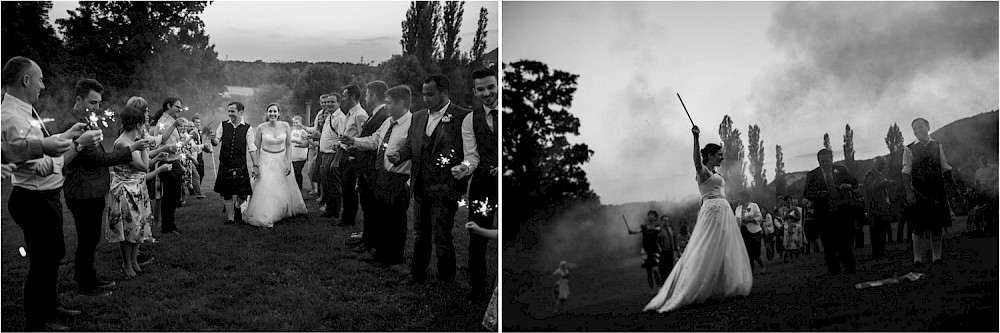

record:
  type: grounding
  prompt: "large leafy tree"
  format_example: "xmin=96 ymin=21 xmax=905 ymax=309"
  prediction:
xmin=885 ymin=123 xmax=905 ymax=153
xmin=438 ymin=1 xmax=464 ymax=73
xmin=401 ymin=1 xmax=440 ymax=64
xmin=56 ymin=1 xmax=224 ymax=114
xmin=504 ymin=60 xmax=597 ymax=239
xmin=718 ymin=115 xmax=747 ymax=198
xmin=288 ymin=64 xmax=351 ymax=121
xmin=469 ymin=7 xmax=489 ymax=68
xmin=1 ymin=1 xmax=73 ymax=115
xmin=823 ymin=133 xmax=832 ymax=152
xmin=775 ymin=144 xmax=786 ymax=195
xmin=747 ymin=124 xmax=767 ymax=190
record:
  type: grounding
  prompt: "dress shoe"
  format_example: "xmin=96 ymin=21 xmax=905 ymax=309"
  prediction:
xmin=44 ymin=322 xmax=71 ymax=332
xmin=55 ymin=306 xmax=81 ymax=317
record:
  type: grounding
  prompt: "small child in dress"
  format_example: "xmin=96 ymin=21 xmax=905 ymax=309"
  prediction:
xmin=465 ymin=221 xmax=497 ymax=331
xmin=783 ymin=209 xmax=805 ymax=263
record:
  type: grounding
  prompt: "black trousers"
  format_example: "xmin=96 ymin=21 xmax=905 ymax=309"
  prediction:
xmin=159 ymin=159 xmax=185 ymax=233
xmin=292 ymin=160 xmax=306 ymax=189
xmin=658 ymin=249 xmax=675 ymax=285
xmin=819 ymin=221 xmax=856 ymax=274
xmin=468 ymin=170 xmax=498 ymax=291
xmin=320 ymin=153 xmax=342 ymax=215
xmin=411 ymin=189 xmax=459 ymax=280
xmin=870 ymin=215 xmax=889 ymax=258
xmin=9 ymin=187 xmax=65 ymax=331
xmin=359 ymin=171 xmax=378 ymax=248
xmin=340 ymin=159 xmax=362 ymax=225
xmin=372 ymin=170 xmax=411 ymax=262
xmin=65 ymin=197 xmax=106 ymax=289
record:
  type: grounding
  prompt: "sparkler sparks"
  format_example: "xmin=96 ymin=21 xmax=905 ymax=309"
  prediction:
xmin=18 ymin=247 xmax=26 ymax=257
xmin=472 ymin=199 xmax=495 ymax=217
xmin=458 ymin=199 xmax=468 ymax=207
xmin=29 ymin=118 xmax=55 ymax=128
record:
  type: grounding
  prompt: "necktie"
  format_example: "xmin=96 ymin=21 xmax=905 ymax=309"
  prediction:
xmin=490 ymin=109 xmax=498 ymax=133
xmin=377 ymin=120 xmax=397 ymax=169
xmin=31 ymin=108 xmax=50 ymax=137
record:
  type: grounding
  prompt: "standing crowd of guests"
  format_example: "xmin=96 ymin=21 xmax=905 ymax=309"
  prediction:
xmin=2 ymin=56 xmax=500 ymax=331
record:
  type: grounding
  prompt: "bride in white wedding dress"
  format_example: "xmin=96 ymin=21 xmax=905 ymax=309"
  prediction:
xmin=644 ymin=125 xmax=753 ymax=313
xmin=242 ymin=103 xmax=307 ymax=227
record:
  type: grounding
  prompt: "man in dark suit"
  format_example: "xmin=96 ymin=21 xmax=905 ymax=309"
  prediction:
xmin=63 ymin=79 xmax=150 ymax=296
xmin=350 ymin=81 xmax=391 ymax=250
xmin=453 ymin=68 xmax=499 ymax=300
xmin=864 ymin=156 xmax=896 ymax=259
xmin=803 ymin=148 xmax=859 ymax=275
xmin=387 ymin=74 xmax=472 ymax=283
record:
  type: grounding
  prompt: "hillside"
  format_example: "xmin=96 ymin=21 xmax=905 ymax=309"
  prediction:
xmin=776 ymin=110 xmax=998 ymax=197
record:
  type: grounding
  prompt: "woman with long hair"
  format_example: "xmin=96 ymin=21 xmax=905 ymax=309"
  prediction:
xmin=644 ymin=126 xmax=752 ymax=313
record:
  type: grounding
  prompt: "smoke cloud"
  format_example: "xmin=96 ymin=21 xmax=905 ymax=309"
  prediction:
xmin=751 ymin=2 xmax=998 ymax=126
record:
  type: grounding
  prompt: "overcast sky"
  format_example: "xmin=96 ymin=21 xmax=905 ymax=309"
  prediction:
xmin=505 ymin=1 xmax=998 ymax=204
xmin=49 ymin=0 xmax=498 ymax=63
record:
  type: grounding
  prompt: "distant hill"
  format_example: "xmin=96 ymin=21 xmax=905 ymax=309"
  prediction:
xmin=776 ymin=110 xmax=999 ymax=197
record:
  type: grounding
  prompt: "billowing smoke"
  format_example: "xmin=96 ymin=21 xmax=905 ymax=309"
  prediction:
xmin=751 ymin=2 xmax=998 ymax=130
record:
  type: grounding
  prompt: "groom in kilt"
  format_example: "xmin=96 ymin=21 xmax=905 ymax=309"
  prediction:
xmin=212 ymin=101 xmax=258 ymax=224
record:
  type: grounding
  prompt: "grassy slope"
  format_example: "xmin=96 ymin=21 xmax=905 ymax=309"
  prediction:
xmin=504 ymin=219 xmax=998 ymax=331
xmin=2 ymin=163 xmax=496 ymax=331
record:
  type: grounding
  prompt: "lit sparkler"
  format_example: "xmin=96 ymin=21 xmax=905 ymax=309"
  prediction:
xmin=461 ymin=160 xmax=471 ymax=167
xmin=18 ymin=247 xmax=26 ymax=257
xmin=458 ymin=198 xmax=468 ymax=207
xmin=29 ymin=118 xmax=55 ymax=128
xmin=473 ymin=199 xmax=494 ymax=217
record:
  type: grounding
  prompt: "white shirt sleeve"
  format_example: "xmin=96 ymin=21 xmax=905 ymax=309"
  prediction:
xmin=461 ymin=112 xmax=480 ymax=172
xmin=214 ymin=123 xmax=224 ymax=144
xmin=353 ymin=120 xmax=386 ymax=151
xmin=246 ymin=125 xmax=257 ymax=152
xmin=938 ymin=143 xmax=952 ymax=172
xmin=901 ymin=146 xmax=912 ymax=175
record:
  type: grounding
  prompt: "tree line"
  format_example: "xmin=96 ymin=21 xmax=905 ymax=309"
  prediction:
xmin=2 ymin=1 xmax=494 ymax=132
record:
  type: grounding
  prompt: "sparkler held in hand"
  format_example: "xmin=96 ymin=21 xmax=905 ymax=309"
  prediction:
xmin=623 ymin=214 xmax=634 ymax=233
xmin=676 ymin=93 xmax=695 ymax=127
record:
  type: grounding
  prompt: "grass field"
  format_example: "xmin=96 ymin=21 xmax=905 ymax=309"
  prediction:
xmin=504 ymin=217 xmax=998 ymax=331
xmin=1 ymin=163 xmax=497 ymax=331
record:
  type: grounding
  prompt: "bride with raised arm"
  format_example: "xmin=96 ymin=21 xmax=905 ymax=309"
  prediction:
xmin=644 ymin=125 xmax=752 ymax=313
xmin=242 ymin=103 xmax=307 ymax=227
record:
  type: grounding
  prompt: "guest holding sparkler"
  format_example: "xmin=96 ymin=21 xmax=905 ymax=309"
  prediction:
xmin=657 ymin=216 xmax=678 ymax=286
xmin=2 ymin=56 xmax=103 ymax=332
xmin=387 ymin=75 xmax=472 ymax=284
xmin=627 ymin=210 xmax=664 ymax=294
xmin=62 ymin=79 xmax=153 ymax=296
xmin=465 ymin=221 xmax=498 ymax=330
xmin=342 ymin=85 xmax=413 ymax=266
xmin=126 ymin=96 xmax=176 ymax=231
xmin=189 ymin=116 xmax=211 ymax=198
xmin=290 ymin=115 xmax=310 ymax=189
xmin=644 ymin=125 xmax=752 ymax=313
xmin=455 ymin=68 xmax=500 ymax=301
xmin=106 ymin=106 xmax=173 ymax=279
xmin=150 ymin=97 xmax=187 ymax=235
xmin=350 ymin=81 xmax=390 ymax=252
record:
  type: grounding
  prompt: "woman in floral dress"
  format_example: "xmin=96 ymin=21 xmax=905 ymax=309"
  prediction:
xmin=105 ymin=106 xmax=173 ymax=278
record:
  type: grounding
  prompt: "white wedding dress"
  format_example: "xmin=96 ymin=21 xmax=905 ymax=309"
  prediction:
xmin=242 ymin=130 xmax=307 ymax=227
xmin=644 ymin=172 xmax=753 ymax=312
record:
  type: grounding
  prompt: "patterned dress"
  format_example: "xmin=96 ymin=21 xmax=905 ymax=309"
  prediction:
xmin=179 ymin=141 xmax=199 ymax=192
xmin=482 ymin=286 xmax=497 ymax=331
xmin=105 ymin=164 xmax=153 ymax=243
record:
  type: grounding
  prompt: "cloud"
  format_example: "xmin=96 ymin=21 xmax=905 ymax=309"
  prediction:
xmin=751 ymin=2 xmax=998 ymax=127
xmin=346 ymin=36 xmax=396 ymax=46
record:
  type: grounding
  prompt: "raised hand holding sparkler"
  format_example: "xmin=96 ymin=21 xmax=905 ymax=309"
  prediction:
xmin=676 ymin=93 xmax=695 ymax=127
xmin=622 ymin=214 xmax=634 ymax=234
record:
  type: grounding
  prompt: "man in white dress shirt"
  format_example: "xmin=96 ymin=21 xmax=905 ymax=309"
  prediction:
xmin=336 ymin=85 xmax=369 ymax=227
xmin=342 ymin=85 xmax=413 ymax=266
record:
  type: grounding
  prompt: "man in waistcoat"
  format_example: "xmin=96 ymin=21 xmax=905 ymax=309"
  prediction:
xmin=349 ymin=81 xmax=391 ymax=250
xmin=902 ymin=118 xmax=955 ymax=267
xmin=453 ymin=68 xmax=499 ymax=300
xmin=387 ymin=75 xmax=472 ymax=284
xmin=211 ymin=101 xmax=258 ymax=225
xmin=342 ymin=85 xmax=413 ymax=265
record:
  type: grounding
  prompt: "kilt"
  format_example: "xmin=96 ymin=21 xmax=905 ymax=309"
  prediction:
xmin=214 ymin=164 xmax=252 ymax=197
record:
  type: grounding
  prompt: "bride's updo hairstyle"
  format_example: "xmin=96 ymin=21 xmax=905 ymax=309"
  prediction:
xmin=701 ymin=143 xmax=723 ymax=165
